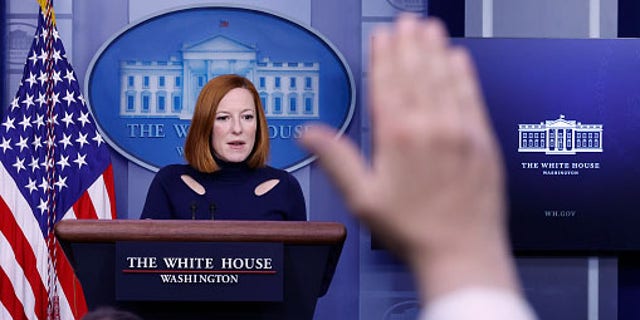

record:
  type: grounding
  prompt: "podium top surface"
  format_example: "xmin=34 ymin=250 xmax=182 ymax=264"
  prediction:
xmin=55 ymin=220 xmax=346 ymax=245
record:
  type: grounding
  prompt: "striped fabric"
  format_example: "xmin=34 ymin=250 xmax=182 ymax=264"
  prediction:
xmin=0 ymin=1 xmax=116 ymax=319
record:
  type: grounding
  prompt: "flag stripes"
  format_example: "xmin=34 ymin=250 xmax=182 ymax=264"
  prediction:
xmin=0 ymin=1 xmax=117 ymax=318
xmin=1 ymin=163 xmax=86 ymax=319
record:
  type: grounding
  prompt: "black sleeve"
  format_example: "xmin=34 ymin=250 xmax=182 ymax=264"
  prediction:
xmin=285 ymin=172 xmax=307 ymax=221
xmin=140 ymin=167 xmax=174 ymax=219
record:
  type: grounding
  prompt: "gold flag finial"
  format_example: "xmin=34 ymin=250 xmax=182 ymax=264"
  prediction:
xmin=37 ymin=0 xmax=56 ymax=25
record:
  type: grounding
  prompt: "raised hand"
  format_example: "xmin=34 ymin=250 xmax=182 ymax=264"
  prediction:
xmin=300 ymin=14 xmax=518 ymax=300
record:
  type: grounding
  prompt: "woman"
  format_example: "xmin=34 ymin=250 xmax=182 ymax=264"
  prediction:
xmin=141 ymin=74 xmax=306 ymax=221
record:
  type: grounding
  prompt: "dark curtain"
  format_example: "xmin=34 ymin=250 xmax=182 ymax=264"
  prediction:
xmin=618 ymin=0 xmax=640 ymax=37
xmin=427 ymin=0 xmax=465 ymax=37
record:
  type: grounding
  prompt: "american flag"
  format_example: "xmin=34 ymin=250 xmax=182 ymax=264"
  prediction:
xmin=0 ymin=1 xmax=116 ymax=319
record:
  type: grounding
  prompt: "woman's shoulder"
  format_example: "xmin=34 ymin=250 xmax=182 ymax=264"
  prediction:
xmin=258 ymin=165 xmax=292 ymax=178
xmin=257 ymin=165 xmax=300 ymax=186
xmin=155 ymin=164 xmax=192 ymax=179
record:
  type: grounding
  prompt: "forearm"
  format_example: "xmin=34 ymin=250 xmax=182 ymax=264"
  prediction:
xmin=413 ymin=229 xmax=536 ymax=320
xmin=420 ymin=286 xmax=537 ymax=320
xmin=410 ymin=226 xmax=520 ymax=302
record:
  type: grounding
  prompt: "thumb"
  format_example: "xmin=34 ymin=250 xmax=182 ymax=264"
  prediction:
xmin=299 ymin=125 xmax=369 ymax=207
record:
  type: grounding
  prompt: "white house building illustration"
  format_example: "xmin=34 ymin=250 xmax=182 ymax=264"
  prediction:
xmin=119 ymin=35 xmax=320 ymax=120
xmin=518 ymin=115 xmax=603 ymax=155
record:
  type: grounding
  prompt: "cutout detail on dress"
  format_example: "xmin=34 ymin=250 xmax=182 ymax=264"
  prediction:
xmin=181 ymin=174 xmax=205 ymax=195
xmin=255 ymin=179 xmax=280 ymax=196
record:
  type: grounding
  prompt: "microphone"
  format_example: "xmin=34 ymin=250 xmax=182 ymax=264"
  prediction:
xmin=190 ymin=201 xmax=197 ymax=220
xmin=209 ymin=202 xmax=216 ymax=220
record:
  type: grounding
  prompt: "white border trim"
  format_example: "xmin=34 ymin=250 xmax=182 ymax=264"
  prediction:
xmin=588 ymin=257 xmax=599 ymax=320
xmin=482 ymin=0 xmax=493 ymax=37
xmin=589 ymin=0 xmax=601 ymax=38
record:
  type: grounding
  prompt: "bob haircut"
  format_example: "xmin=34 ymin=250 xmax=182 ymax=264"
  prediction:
xmin=184 ymin=74 xmax=269 ymax=173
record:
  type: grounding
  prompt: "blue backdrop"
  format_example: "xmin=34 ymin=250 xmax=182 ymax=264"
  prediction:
xmin=455 ymin=38 xmax=640 ymax=251
xmin=5 ymin=1 xmax=637 ymax=319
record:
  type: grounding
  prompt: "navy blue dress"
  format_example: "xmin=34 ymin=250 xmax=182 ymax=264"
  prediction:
xmin=140 ymin=162 xmax=307 ymax=221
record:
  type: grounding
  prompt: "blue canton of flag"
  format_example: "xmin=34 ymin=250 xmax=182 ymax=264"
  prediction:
xmin=0 ymin=1 xmax=116 ymax=319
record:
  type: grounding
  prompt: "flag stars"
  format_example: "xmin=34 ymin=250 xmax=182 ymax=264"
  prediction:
xmin=37 ymin=198 xmax=48 ymax=214
xmin=25 ymin=72 xmax=38 ymax=88
xmin=52 ymin=28 xmax=61 ymax=42
xmin=38 ymin=177 xmax=49 ymax=192
xmin=25 ymin=178 xmax=38 ymax=194
xmin=73 ymin=153 xmax=87 ymax=169
xmin=6 ymin=11 xmax=114 ymax=234
xmin=29 ymin=156 xmax=40 ymax=172
xmin=77 ymin=111 xmax=91 ymax=127
xmin=19 ymin=115 xmax=33 ymax=131
xmin=2 ymin=117 xmax=16 ymax=132
xmin=63 ymin=69 xmax=76 ymax=85
xmin=49 ymin=91 xmax=61 ymax=108
xmin=51 ymin=70 xmax=63 ymax=87
xmin=40 ymin=28 xmax=49 ymax=42
xmin=31 ymin=135 xmax=43 ymax=151
xmin=0 ymin=137 xmax=12 ymax=153
xmin=92 ymin=131 xmax=104 ymax=147
xmin=57 ymin=154 xmax=70 ymax=171
xmin=32 ymin=114 xmax=45 ymax=130
xmin=38 ymin=71 xmax=48 ymax=86
xmin=59 ymin=133 xmax=73 ymax=150
xmin=28 ymin=51 xmax=38 ymax=66
xmin=52 ymin=49 xmax=63 ymax=65
xmin=21 ymin=93 xmax=35 ymax=109
xmin=46 ymin=113 xmax=59 ymax=126
xmin=15 ymin=136 xmax=29 ymax=152
xmin=54 ymin=176 xmax=68 ymax=191
xmin=12 ymin=156 xmax=26 ymax=173
xmin=36 ymin=92 xmax=47 ymax=108
xmin=45 ymin=135 xmax=55 ymax=149
xmin=62 ymin=90 xmax=76 ymax=106
xmin=10 ymin=97 xmax=20 ymax=111
xmin=41 ymin=156 xmax=54 ymax=170
xmin=76 ymin=132 xmax=89 ymax=149
xmin=61 ymin=111 xmax=75 ymax=128
xmin=3 ymin=6 xmax=115 ymax=261
xmin=37 ymin=48 xmax=48 ymax=65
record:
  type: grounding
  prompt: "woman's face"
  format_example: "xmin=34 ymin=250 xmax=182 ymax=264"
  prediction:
xmin=211 ymin=88 xmax=257 ymax=163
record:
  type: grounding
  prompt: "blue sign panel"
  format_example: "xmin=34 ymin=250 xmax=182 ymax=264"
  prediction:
xmin=115 ymin=241 xmax=283 ymax=301
xmin=86 ymin=6 xmax=354 ymax=172
xmin=454 ymin=38 xmax=640 ymax=251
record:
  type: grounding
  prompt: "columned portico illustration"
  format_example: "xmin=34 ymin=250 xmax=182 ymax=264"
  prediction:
xmin=518 ymin=115 xmax=603 ymax=155
xmin=119 ymin=35 xmax=320 ymax=120
xmin=181 ymin=36 xmax=257 ymax=118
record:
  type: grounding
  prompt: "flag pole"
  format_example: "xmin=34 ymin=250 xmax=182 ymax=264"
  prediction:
xmin=37 ymin=0 xmax=61 ymax=318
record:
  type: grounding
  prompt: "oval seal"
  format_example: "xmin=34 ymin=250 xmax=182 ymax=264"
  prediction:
xmin=86 ymin=5 xmax=355 ymax=172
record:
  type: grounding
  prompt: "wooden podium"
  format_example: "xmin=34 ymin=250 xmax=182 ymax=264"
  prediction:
xmin=55 ymin=220 xmax=346 ymax=320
